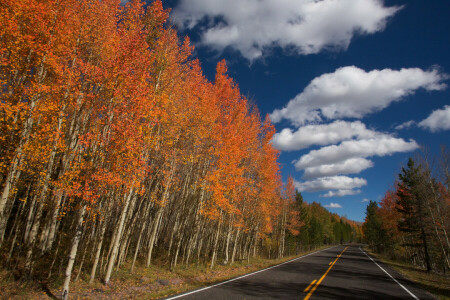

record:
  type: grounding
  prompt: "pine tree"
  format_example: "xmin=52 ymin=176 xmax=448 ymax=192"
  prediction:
xmin=362 ymin=200 xmax=385 ymax=252
xmin=397 ymin=158 xmax=432 ymax=272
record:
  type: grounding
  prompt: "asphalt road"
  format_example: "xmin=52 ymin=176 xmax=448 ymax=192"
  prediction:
xmin=164 ymin=244 xmax=435 ymax=299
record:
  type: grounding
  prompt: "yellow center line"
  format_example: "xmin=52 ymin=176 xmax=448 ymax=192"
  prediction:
xmin=303 ymin=246 xmax=348 ymax=300
xmin=303 ymin=280 xmax=317 ymax=292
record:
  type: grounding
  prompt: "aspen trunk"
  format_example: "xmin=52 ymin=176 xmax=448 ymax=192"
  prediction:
xmin=0 ymin=155 xmax=23 ymax=246
xmin=243 ymin=233 xmax=251 ymax=262
xmin=196 ymin=231 xmax=204 ymax=265
xmin=210 ymin=215 xmax=222 ymax=270
xmin=130 ymin=226 xmax=144 ymax=272
xmin=252 ymin=229 xmax=259 ymax=258
xmin=104 ymin=187 xmax=133 ymax=284
xmin=47 ymin=232 xmax=62 ymax=280
xmin=61 ymin=204 xmax=86 ymax=300
xmin=278 ymin=208 xmax=287 ymax=259
xmin=6 ymin=197 xmax=25 ymax=262
xmin=4 ymin=184 xmax=26 ymax=244
xmin=146 ymin=206 xmax=163 ymax=267
xmin=231 ymin=227 xmax=240 ymax=265
xmin=131 ymin=201 xmax=151 ymax=272
xmin=89 ymin=213 xmax=108 ymax=284
xmin=115 ymin=194 xmax=138 ymax=270
xmin=23 ymin=194 xmax=38 ymax=243
xmin=224 ymin=219 xmax=233 ymax=264
xmin=168 ymin=210 xmax=181 ymax=258
xmin=172 ymin=233 xmax=183 ymax=269
xmin=43 ymin=192 xmax=66 ymax=252
xmin=146 ymin=158 xmax=176 ymax=265
xmin=24 ymin=199 xmax=45 ymax=274
xmin=185 ymin=186 xmax=205 ymax=265
xmin=75 ymin=241 xmax=88 ymax=281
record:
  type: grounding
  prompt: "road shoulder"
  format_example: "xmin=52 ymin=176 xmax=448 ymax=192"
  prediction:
xmin=363 ymin=247 xmax=446 ymax=300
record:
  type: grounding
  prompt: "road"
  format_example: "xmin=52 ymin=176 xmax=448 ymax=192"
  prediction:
xmin=164 ymin=244 xmax=435 ymax=299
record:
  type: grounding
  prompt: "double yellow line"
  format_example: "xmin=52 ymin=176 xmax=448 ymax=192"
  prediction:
xmin=303 ymin=246 xmax=348 ymax=300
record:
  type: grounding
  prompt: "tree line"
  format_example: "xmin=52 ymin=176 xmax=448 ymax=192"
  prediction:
xmin=0 ymin=0 xmax=359 ymax=298
xmin=282 ymin=189 xmax=362 ymax=257
xmin=363 ymin=151 xmax=450 ymax=274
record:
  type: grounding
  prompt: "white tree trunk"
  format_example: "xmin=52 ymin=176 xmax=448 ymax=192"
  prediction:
xmin=61 ymin=204 xmax=86 ymax=300
xmin=104 ymin=187 xmax=133 ymax=284
xmin=89 ymin=211 xmax=108 ymax=284
xmin=210 ymin=215 xmax=222 ymax=270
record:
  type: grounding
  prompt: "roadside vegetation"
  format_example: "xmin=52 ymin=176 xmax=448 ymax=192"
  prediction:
xmin=363 ymin=150 xmax=450 ymax=299
xmin=366 ymin=250 xmax=449 ymax=300
xmin=1 ymin=246 xmax=334 ymax=299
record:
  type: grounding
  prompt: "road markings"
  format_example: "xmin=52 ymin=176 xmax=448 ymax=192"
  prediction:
xmin=303 ymin=280 xmax=317 ymax=292
xmin=303 ymin=246 xmax=348 ymax=300
xmin=359 ymin=247 xmax=419 ymax=300
xmin=165 ymin=246 xmax=337 ymax=300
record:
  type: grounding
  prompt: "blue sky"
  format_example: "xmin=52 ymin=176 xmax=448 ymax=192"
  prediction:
xmin=162 ymin=0 xmax=450 ymax=221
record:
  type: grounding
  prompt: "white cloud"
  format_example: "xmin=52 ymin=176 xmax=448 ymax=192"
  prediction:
xmin=172 ymin=0 xmax=401 ymax=61
xmin=324 ymin=203 xmax=343 ymax=208
xmin=273 ymin=121 xmax=417 ymax=179
xmin=285 ymin=124 xmax=418 ymax=196
xmin=362 ymin=198 xmax=370 ymax=202
xmin=270 ymin=66 xmax=447 ymax=126
xmin=418 ymin=105 xmax=450 ymax=132
xmin=271 ymin=120 xmax=378 ymax=151
xmin=321 ymin=189 xmax=362 ymax=198
xmin=295 ymin=135 xmax=419 ymax=170
xmin=303 ymin=158 xmax=374 ymax=179
xmin=295 ymin=176 xmax=367 ymax=193
xmin=395 ymin=120 xmax=416 ymax=130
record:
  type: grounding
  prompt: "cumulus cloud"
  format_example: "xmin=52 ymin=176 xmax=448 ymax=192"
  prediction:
xmin=172 ymin=0 xmax=401 ymax=60
xmin=289 ymin=127 xmax=418 ymax=195
xmin=321 ymin=190 xmax=362 ymax=198
xmin=324 ymin=202 xmax=343 ymax=208
xmin=295 ymin=176 xmax=367 ymax=193
xmin=271 ymin=120 xmax=379 ymax=151
xmin=303 ymin=158 xmax=374 ymax=179
xmin=270 ymin=66 xmax=447 ymax=126
xmin=362 ymin=198 xmax=370 ymax=202
xmin=418 ymin=105 xmax=450 ymax=132
xmin=395 ymin=120 xmax=416 ymax=130
xmin=295 ymin=135 xmax=419 ymax=171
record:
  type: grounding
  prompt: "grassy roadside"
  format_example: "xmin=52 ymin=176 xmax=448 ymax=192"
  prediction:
xmin=1 ymin=246 xmax=331 ymax=299
xmin=365 ymin=249 xmax=450 ymax=300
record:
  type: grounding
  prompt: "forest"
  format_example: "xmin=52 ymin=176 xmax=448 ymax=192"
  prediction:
xmin=362 ymin=153 xmax=450 ymax=274
xmin=0 ymin=1 xmax=360 ymax=299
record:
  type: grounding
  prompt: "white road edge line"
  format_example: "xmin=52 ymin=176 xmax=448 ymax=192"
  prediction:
xmin=359 ymin=247 xmax=419 ymax=300
xmin=165 ymin=246 xmax=338 ymax=299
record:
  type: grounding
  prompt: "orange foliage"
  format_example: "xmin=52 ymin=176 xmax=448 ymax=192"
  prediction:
xmin=378 ymin=186 xmax=402 ymax=242
xmin=0 ymin=0 xmax=284 ymax=287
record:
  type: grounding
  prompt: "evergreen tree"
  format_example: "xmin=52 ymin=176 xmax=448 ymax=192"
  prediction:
xmin=397 ymin=158 xmax=432 ymax=272
xmin=362 ymin=200 xmax=385 ymax=252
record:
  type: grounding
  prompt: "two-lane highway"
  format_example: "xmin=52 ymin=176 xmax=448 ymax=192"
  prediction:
xmin=165 ymin=244 xmax=435 ymax=299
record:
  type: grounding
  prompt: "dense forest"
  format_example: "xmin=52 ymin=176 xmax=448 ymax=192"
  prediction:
xmin=363 ymin=152 xmax=450 ymax=274
xmin=0 ymin=1 xmax=360 ymax=299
